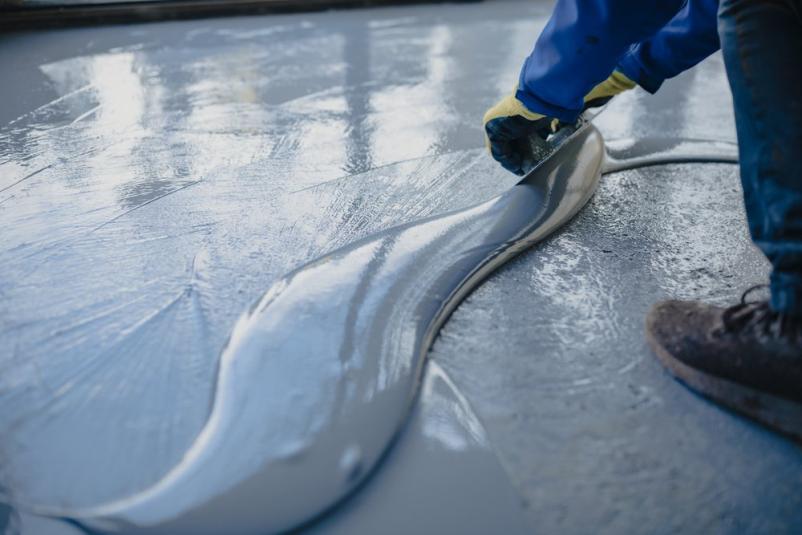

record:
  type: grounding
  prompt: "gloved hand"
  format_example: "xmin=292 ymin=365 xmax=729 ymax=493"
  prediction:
xmin=483 ymin=71 xmax=636 ymax=175
xmin=482 ymin=91 xmax=552 ymax=176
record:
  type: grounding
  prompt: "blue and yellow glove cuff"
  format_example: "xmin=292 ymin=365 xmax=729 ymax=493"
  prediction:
xmin=483 ymin=92 xmax=551 ymax=176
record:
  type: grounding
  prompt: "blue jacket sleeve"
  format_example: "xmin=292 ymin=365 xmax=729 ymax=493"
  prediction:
xmin=517 ymin=0 xmax=686 ymax=122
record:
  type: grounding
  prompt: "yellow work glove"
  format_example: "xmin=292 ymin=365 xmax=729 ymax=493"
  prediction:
xmin=483 ymin=71 xmax=636 ymax=175
xmin=583 ymin=70 xmax=636 ymax=109
xmin=482 ymin=91 xmax=551 ymax=175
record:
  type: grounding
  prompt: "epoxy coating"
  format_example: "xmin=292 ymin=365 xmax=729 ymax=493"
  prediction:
xmin=603 ymin=137 xmax=738 ymax=173
xmin=1 ymin=3 xmax=533 ymax=511
xmin=306 ymin=361 xmax=530 ymax=535
xmin=432 ymin=162 xmax=802 ymax=533
xmin=2 ymin=0 xmax=801 ymax=533
xmin=63 ymin=120 xmax=602 ymax=534
xmin=2 ymin=362 xmax=531 ymax=535
xmin=431 ymin=66 xmax=802 ymax=535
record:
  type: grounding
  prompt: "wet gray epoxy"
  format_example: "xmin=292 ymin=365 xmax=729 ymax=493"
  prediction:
xmin=428 ymin=56 xmax=802 ymax=531
xmin=2 ymin=0 xmax=802 ymax=533
xmin=431 ymin=163 xmax=802 ymax=533
xmin=306 ymin=361 xmax=530 ymax=535
xmin=1 ymin=3 xmax=537 ymax=510
xmin=603 ymin=137 xmax=738 ymax=173
xmin=56 ymin=120 xmax=602 ymax=534
xmin=0 ymin=508 xmax=84 ymax=535
xmin=0 ymin=361 xmax=532 ymax=535
xmin=1 ymin=363 xmax=531 ymax=535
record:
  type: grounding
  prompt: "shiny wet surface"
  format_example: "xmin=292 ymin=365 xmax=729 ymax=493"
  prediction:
xmin=62 ymin=122 xmax=600 ymax=534
xmin=1 ymin=3 xmax=531 ymax=509
xmin=432 ymin=162 xmax=802 ymax=532
xmin=1 ymin=0 xmax=801 ymax=532
xmin=431 ymin=40 xmax=802 ymax=534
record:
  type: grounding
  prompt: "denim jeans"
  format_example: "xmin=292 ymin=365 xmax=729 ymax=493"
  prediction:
xmin=719 ymin=0 xmax=802 ymax=317
xmin=519 ymin=0 xmax=802 ymax=316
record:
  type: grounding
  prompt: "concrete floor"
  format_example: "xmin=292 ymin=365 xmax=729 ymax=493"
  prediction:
xmin=1 ymin=0 xmax=801 ymax=532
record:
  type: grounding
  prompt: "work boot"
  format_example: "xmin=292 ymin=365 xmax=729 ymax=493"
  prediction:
xmin=646 ymin=287 xmax=802 ymax=441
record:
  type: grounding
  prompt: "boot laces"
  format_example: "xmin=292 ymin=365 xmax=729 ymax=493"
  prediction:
xmin=720 ymin=284 xmax=801 ymax=340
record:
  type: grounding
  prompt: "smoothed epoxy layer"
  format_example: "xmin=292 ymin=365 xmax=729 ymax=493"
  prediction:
xmin=1 ymin=7 xmax=538 ymax=508
xmin=1 ymin=363 xmax=530 ymax=535
xmin=6 ymin=5 xmax=790 ymax=534
xmin=7 ymin=121 xmax=742 ymax=533
xmin=603 ymin=137 xmax=738 ymax=173
xmin=306 ymin=361 xmax=531 ymax=535
xmin=57 ymin=124 xmax=603 ymax=534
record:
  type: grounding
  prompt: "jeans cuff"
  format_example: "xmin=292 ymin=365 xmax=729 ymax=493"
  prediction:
xmin=617 ymin=48 xmax=664 ymax=94
xmin=770 ymin=272 xmax=802 ymax=318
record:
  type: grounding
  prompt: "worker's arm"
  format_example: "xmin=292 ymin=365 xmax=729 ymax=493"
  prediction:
xmin=484 ymin=0 xmax=685 ymax=173
xmin=484 ymin=71 xmax=635 ymax=175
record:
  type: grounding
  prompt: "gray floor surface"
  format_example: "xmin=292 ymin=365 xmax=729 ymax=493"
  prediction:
xmin=1 ymin=0 xmax=800 ymax=533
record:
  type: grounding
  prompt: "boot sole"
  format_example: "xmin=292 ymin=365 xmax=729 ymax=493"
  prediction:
xmin=646 ymin=326 xmax=802 ymax=442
